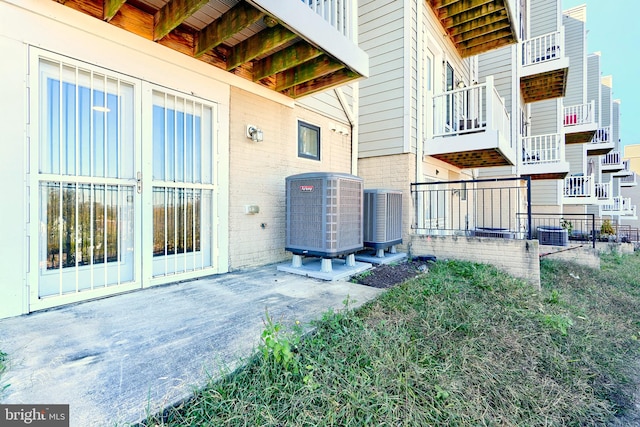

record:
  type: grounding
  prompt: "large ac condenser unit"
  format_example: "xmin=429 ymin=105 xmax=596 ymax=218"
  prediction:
xmin=363 ymin=189 xmax=403 ymax=249
xmin=285 ymin=172 xmax=363 ymax=257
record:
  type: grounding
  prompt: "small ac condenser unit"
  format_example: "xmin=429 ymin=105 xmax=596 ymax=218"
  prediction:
xmin=363 ymin=189 xmax=403 ymax=249
xmin=285 ymin=172 xmax=363 ymax=257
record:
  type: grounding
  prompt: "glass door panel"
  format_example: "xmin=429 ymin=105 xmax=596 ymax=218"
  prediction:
xmin=37 ymin=58 xmax=137 ymax=298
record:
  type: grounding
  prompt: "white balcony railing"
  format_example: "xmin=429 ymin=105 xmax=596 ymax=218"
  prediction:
xmin=591 ymin=126 xmax=611 ymax=143
xmin=522 ymin=30 xmax=563 ymax=67
xmin=564 ymin=174 xmax=595 ymax=197
xmin=602 ymin=196 xmax=634 ymax=214
xmin=595 ymin=181 xmax=612 ymax=200
xmin=431 ymin=76 xmax=510 ymax=144
xmin=522 ymin=133 xmax=563 ymax=165
xmin=602 ymin=151 xmax=622 ymax=167
xmin=304 ymin=0 xmax=353 ymax=38
xmin=563 ymin=101 xmax=595 ymax=127
xmin=621 ymin=172 xmax=638 ymax=186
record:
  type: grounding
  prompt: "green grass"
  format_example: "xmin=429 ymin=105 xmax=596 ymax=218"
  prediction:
xmin=145 ymin=251 xmax=640 ymax=426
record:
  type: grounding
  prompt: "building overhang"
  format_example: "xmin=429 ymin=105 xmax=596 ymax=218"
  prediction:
xmin=426 ymin=129 xmax=516 ymax=169
xmin=520 ymin=59 xmax=569 ymax=103
xmin=49 ymin=0 xmax=369 ymax=99
xmin=426 ymin=0 xmax=518 ymax=58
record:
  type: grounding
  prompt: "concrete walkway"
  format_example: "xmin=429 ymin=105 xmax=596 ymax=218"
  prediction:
xmin=0 ymin=265 xmax=384 ymax=426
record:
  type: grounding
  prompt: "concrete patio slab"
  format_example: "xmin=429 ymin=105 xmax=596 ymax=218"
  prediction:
xmin=0 ymin=264 xmax=385 ymax=426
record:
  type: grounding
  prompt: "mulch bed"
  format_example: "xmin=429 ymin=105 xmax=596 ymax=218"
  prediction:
xmin=352 ymin=259 xmax=430 ymax=289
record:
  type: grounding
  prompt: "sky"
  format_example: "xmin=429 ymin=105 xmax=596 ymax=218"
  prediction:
xmin=561 ymin=0 xmax=640 ymax=151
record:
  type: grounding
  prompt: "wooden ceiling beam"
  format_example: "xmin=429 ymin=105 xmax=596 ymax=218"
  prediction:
xmin=458 ymin=37 xmax=514 ymax=57
xmin=453 ymin=22 xmax=511 ymax=44
xmin=153 ymin=0 xmax=209 ymax=41
xmin=456 ymin=27 xmax=515 ymax=49
xmin=226 ymin=25 xmax=297 ymax=71
xmin=103 ymin=0 xmax=127 ymax=21
xmin=440 ymin=0 xmax=497 ymax=18
xmin=195 ymin=2 xmax=265 ymax=57
xmin=447 ymin=10 xmax=508 ymax=36
xmin=253 ymin=41 xmax=323 ymax=81
xmin=275 ymin=56 xmax=345 ymax=92
xmin=441 ymin=3 xmax=505 ymax=29
xmin=283 ymin=68 xmax=358 ymax=98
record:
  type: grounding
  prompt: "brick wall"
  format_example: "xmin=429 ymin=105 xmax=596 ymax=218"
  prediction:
xmin=228 ymin=87 xmax=353 ymax=269
xmin=409 ymin=235 xmax=541 ymax=289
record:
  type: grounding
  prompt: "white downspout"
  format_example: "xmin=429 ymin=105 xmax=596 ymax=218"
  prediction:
xmin=416 ymin=0 xmax=424 ymax=184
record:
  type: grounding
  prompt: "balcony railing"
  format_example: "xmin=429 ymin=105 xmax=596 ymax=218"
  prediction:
xmin=432 ymin=76 xmax=510 ymax=143
xmin=564 ymin=174 xmax=595 ymax=197
xmin=595 ymin=181 xmax=612 ymax=200
xmin=522 ymin=30 xmax=563 ymax=67
xmin=563 ymin=101 xmax=595 ymax=127
xmin=602 ymin=196 xmax=634 ymax=214
xmin=602 ymin=151 xmax=622 ymax=168
xmin=591 ymin=127 xmax=611 ymax=143
xmin=522 ymin=134 xmax=563 ymax=165
xmin=303 ymin=0 xmax=353 ymax=39
xmin=621 ymin=172 xmax=638 ymax=186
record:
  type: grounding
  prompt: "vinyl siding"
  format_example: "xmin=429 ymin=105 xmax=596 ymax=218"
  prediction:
xmin=531 ymin=180 xmax=561 ymax=205
xmin=478 ymin=46 xmax=514 ymax=113
xmin=612 ymin=101 xmax=620 ymax=149
xmin=601 ymin=80 xmax=612 ymax=127
xmin=565 ymin=144 xmax=585 ymax=175
xmin=587 ymin=54 xmax=601 ymax=123
xmin=562 ymin=6 xmax=586 ymax=106
xmin=530 ymin=99 xmax=559 ymax=135
xmin=296 ymin=86 xmax=352 ymax=125
xmin=530 ymin=0 xmax=559 ymax=37
xmin=358 ymin=0 xmax=406 ymax=157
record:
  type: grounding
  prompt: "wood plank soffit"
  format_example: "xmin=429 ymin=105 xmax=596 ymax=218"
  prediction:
xmin=195 ymin=2 xmax=265 ymax=57
xmin=153 ymin=0 xmax=209 ymax=41
xmin=253 ymin=41 xmax=323 ymax=81
xmin=225 ymin=25 xmax=297 ymax=71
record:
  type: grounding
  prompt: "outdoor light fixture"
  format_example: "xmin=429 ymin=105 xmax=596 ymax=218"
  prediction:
xmin=246 ymin=125 xmax=264 ymax=142
xmin=456 ymin=80 xmax=466 ymax=89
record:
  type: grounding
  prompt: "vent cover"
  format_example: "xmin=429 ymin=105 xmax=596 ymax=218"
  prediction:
xmin=363 ymin=189 xmax=403 ymax=249
xmin=286 ymin=172 xmax=363 ymax=257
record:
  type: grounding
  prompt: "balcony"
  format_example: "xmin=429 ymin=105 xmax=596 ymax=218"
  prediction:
xmin=563 ymin=174 xmax=596 ymax=205
xmin=426 ymin=0 xmax=517 ymax=58
xmin=425 ymin=77 xmax=515 ymax=169
xmin=601 ymin=151 xmax=624 ymax=173
xmin=52 ymin=0 xmax=368 ymax=98
xmin=613 ymin=159 xmax=633 ymax=178
xmin=586 ymin=127 xmax=614 ymax=155
xmin=520 ymin=30 xmax=569 ymax=103
xmin=563 ymin=101 xmax=597 ymax=144
xmin=520 ymin=133 xmax=569 ymax=180
xmin=601 ymin=197 xmax=637 ymax=219
xmin=621 ymin=172 xmax=638 ymax=187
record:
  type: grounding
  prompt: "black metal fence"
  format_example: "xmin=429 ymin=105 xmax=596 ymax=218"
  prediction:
xmin=411 ymin=177 xmax=532 ymax=239
xmin=516 ymin=213 xmax=596 ymax=248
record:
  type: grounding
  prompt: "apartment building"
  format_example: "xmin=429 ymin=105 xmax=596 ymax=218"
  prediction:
xmin=0 ymin=0 xmax=368 ymax=319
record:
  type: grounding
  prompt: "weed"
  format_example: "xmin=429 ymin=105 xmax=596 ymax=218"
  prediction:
xmin=258 ymin=309 xmax=303 ymax=375
xmin=540 ymin=313 xmax=574 ymax=335
xmin=546 ymin=289 xmax=561 ymax=305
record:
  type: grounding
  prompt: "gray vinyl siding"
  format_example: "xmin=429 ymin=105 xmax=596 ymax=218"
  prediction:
xmin=531 ymin=179 xmax=560 ymax=205
xmin=530 ymin=0 xmax=558 ymax=37
xmin=587 ymin=54 xmax=601 ymax=124
xmin=478 ymin=46 xmax=514 ymax=113
xmin=612 ymin=101 xmax=620 ymax=149
xmin=601 ymin=82 xmax=612 ymax=127
xmin=530 ymin=99 xmax=559 ymax=135
xmin=297 ymin=89 xmax=350 ymax=124
xmin=562 ymin=6 xmax=586 ymax=106
xmin=359 ymin=0 xmax=406 ymax=157
xmin=565 ymin=144 xmax=585 ymax=175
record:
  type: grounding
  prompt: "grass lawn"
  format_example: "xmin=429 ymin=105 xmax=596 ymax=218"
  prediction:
xmin=145 ymin=251 xmax=640 ymax=426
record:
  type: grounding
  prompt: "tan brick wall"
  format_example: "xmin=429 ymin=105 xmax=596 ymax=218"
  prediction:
xmin=539 ymin=246 xmax=600 ymax=269
xmin=228 ymin=87 xmax=352 ymax=269
xmin=409 ymin=235 xmax=541 ymax=289
xmin=358 ymin=154 xmax=417 ymax=253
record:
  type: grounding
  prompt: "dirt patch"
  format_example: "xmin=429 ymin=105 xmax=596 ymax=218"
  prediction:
xmin=352 ymin=259 xmax=431 ymax=288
